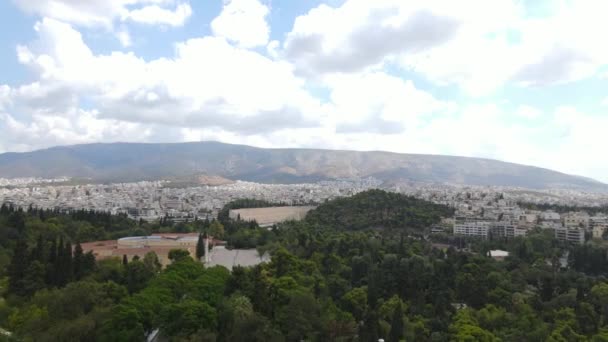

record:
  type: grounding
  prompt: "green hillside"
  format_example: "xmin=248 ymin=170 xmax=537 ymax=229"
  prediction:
xmin=305 ymin=189 xmax=454 ymax=230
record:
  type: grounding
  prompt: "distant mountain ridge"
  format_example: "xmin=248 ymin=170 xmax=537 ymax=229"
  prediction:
xmin=0 ymin=141 xmax=605 ymax=192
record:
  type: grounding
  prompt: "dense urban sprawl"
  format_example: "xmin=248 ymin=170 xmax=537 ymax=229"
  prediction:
xmin=1 ymin=177 xmax=608 ymax=244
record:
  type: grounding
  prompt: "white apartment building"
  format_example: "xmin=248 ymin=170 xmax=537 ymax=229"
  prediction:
xmin=491 ymin=221 xmax=528 ymax=238
xmin=563 ymin=212 xmax=590 ymax=229
xmin=554 ymin=227 xmax=585 ymax=244
xmin=454 ymin=219 xmax=491 ymax=239
xmin=454 ymin=218 xmax=528 ymax=240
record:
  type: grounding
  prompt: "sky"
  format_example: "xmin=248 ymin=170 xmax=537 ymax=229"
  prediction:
xmin=0 ymin=0 xmax=607 ymax=183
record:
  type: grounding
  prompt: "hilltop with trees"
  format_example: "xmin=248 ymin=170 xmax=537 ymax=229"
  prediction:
xmin=306 ymin=189 xmax=454 ymax=231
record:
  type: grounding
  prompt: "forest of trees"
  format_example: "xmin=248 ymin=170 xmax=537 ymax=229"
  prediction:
xmin=1 ymin=191 xmax=608 ymax=341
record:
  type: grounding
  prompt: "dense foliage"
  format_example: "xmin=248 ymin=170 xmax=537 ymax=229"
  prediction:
xmin=306 ymin=190 xmax=454 ymax=231
xmin=2 ymin=192 xmax=608 ymax=341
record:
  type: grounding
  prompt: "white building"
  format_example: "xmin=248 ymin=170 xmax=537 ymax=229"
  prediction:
xmin=554 ymin=227 xmax=585 ymax=244
xmin=540 ymin=211 xmax=561 ymax=222
xmin=454 ymin=219 xmax=491 ymax=239
xmin=563 ymin=212 xmax=590 ymax=229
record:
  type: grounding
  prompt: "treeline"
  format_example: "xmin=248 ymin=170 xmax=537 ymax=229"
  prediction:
xmin=217 ymin=199 xmax=283 ymax=249
xmin=217 ymin=198 xmax=289 ymax=223
xmin=0 ymin=205 xmax=140 ymax=283
xmin=7 ymin=237 xmax=96 ymax=297
xmin=306 ymin=189 xmax=454 ymax=231
xmin=518 ymin=202 xmax=608 ymax=215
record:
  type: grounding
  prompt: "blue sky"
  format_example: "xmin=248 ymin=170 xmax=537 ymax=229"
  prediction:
xmin=0 ymin=0 xmax=607 ymax=183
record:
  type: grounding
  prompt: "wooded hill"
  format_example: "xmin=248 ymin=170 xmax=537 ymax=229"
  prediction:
xmin=305 ymin=189 xmax=454 ymax=231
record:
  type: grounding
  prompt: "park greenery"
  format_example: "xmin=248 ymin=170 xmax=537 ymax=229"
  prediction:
xmin=0 ymin=190 xmax=608 ymax=341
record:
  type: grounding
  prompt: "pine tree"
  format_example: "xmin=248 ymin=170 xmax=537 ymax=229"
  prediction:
xmin=196 ymin=233 xmax=205 ymax=261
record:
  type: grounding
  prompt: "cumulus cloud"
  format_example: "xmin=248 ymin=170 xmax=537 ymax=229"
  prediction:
xmin=284 ymin=1 xmax=461 ymax=75
xmin=324 ymin=72 xmax=449 ymax=134
xmin=0 ymin=108 xmax=148 ymax=153
xmin=211 ymin=0 xmax=270 ymax=48
xmin=15 ymin=18 xmax=323 ymax=135
xmin=284 ymin=0 xmax=608 ymax=94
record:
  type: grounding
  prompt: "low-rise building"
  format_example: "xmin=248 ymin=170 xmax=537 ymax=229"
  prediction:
xmin=488 ymin=250 xmax=509 ymax=261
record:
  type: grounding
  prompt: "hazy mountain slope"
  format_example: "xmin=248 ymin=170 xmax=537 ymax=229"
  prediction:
xmin=0 ymin=142 xmax=605 ymax=191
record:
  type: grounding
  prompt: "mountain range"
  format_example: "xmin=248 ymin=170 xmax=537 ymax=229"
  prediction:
xmin=0 ymin=141 xmax=605 ymax=192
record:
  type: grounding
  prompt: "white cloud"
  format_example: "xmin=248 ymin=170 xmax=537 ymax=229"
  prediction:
xmin=515 ymin=105 xmax=542 ymax=119
xmin=124 ymin=2 xmax=192 ymax=26
xmin=211 ymin=0 xmax=270 ymax=48
xmin=323 ymin=72 xmax=449 ymax=134
xmin=284 ymin=0 xmax=608 ymax=94
xmin=15 ymin=18 xmax=323 ymax=134
xmin=0 ymin=108 xmax=148 ymax=153
xmin=13 ymin=0 xmax=192 ymax=28
xmin=283 ymin=0 xmax=462 ymax=76
xmin=116 ymin=28 xmax=132 ymax=47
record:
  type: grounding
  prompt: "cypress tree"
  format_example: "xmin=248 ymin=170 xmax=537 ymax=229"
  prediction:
xmin=73 ymin=242 xmax=84 ymax=280
xmin=82 ymin=251 xmax=96 ymax=275
xmin=8 ymin=211 xmax=26 ymax=235
xmin=360 ymin=310 xmax=379 ymax=342
xmin=8 ymin=239 xmax=30 ymax=296
xmin=46 ymin=238 xmax=57 ymax=286
xmin=389 ymin=303 xmax=404 ymax=342
xmin=123 ymin=254 xmax=128 ymax=266
xmin=196 ymin=233 xmax=205 ymax=261
xmin=64 ymin=241 xmax=73 ymax=283
xmin=55 ymin=237 xmax=65 ymax=286
xmin=30 ymin=234 xmax=45 ymax=263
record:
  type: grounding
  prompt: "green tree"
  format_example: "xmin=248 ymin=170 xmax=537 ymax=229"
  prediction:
xmin=159 ymin=299 xmax=217 ymax=337
xmin=209 ymin=220 xmax=225 ymax=239
xmin=196 ymin=233 xmax=205 ymax=261
xmin=168 ymin=249 xmax=191 ymax=263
